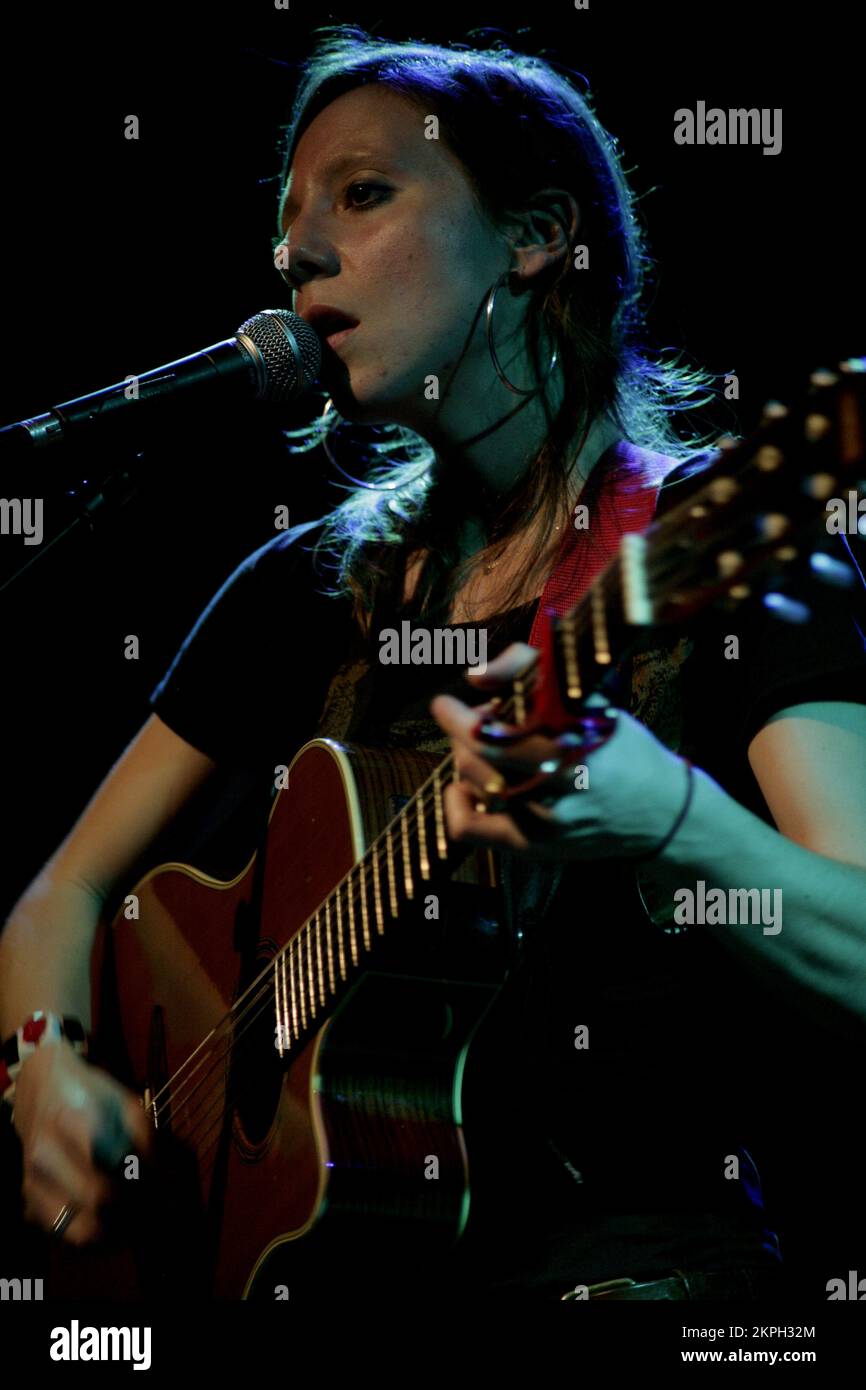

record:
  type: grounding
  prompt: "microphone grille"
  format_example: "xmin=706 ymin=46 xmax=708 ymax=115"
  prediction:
xmin=237 ymin=309 xmax=321 ymax=403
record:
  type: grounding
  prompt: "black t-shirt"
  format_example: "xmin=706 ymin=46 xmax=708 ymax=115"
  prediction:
xmin=148 ymin=510 xmax=866 ymax=1294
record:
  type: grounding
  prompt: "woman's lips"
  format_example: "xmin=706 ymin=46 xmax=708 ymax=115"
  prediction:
xmin=325 ymin=323 xmax=358 ymax=352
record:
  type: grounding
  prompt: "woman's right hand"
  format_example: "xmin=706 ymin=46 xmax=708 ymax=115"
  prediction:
xmin=11 ymin=1039 xmax=154 ymax=1245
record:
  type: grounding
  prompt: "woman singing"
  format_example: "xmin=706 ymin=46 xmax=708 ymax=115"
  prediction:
xmin=2 ymin=27 xmax=865 ymax=1302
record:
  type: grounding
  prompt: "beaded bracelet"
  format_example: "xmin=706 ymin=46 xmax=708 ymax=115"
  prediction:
xmin=0 ymin=1012 xmax=89 ymax=1109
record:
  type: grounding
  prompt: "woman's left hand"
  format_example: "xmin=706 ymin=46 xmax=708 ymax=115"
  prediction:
xmin=430 ymin=642 xmax=691 ymax=861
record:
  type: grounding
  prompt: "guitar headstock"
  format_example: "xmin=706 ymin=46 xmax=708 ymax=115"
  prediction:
xmin=496 ymin=358 xmax=865 ymax=746
xmin=474 ymin=358 xmax=865 ymax=754
xmin=632 ymin=358 xmax=866 ymax=628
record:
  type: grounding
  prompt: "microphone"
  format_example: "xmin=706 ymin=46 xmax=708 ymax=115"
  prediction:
xmin=0 ymin=309 xmax=322 ymax=459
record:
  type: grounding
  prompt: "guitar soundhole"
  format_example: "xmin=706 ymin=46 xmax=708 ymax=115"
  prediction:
xmin=231 ymin=941 xmax=285 ymax=1147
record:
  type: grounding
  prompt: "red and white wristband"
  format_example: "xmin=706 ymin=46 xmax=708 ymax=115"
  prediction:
xmin=0 ymin=1012 xmax=89 ymax=1108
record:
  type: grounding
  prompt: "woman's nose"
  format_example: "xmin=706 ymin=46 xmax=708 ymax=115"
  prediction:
xmin=273 ymin=237 xmax=293 ymax=286
xmin=274 ymin=234 xmax=338 ymax=291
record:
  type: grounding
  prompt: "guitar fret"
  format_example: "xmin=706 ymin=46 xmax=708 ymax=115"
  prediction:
xmin=371 ymin=848 xmax=385 ymax=935
xmin=286 ymin=950 xmax=296 ymax=1045
xmin=433 ymin=771 xmax=447 ymax=859
xmin=400 ymin=811 xmax=414 ymax=899
xmin=314 ymin=911 xmax=325 ymax=1007
xmin=359 ymin=861 xmax=371 ymax=950
xmin=513 ymin=674 xmax=527 ymax=725
xmin=324 ymin=901 xmax=335 ymax=996
xmin=620 ymin=532 xmax=653 ymax=626
xmin=274 ymin=959 xmax=285 ymax=1056
xmin=335 ymin=889 xmax=347 ymax=980
xmin=280 ymin=953 xmax=291 ymax=1049
xmin=385 ymin=828 xmax=399 ymax=916
xmin=306 ymin=921 xmax=316 ymax=1017
xmin=417 ymin=795 xmax=430 ymax=879
xmin=561 ymin=621 xmax=582 ymax=699
xmin=591 ymin=584 xmax=612 ymax=665
xmin=346 ymin=871 xmax=359 ymax=965
xmin=288 ymin=942 xmax=299 ymax=1040
xmin=298 ymin=931 xmax=308 ymax=1032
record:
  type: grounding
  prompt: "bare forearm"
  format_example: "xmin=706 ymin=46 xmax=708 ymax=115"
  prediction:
xmin=646 ymin=766 xmax=866 ymax=1034
xmin=0 ymin=875 xmax=104 ymax=1035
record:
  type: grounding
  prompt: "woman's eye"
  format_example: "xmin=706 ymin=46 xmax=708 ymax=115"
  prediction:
xmin=344 ymin=182 xmax=389 ymax=210
xmin=270 ymin=184 xmax=389 ymax=255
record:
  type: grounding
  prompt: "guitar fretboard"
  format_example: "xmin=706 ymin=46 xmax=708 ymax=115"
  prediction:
xmin=272 ymin=759 xmax=465 ymax=1056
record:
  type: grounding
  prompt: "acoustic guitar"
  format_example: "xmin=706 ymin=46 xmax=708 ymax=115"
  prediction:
xmin=51 ymin=362 xmax=864 ymax=1299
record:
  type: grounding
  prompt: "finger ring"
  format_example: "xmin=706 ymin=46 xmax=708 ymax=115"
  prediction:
xmin=51 ymin=1202 xmax=79 ymax=1237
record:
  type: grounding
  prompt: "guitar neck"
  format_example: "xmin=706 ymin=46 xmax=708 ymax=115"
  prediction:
xmin=270 ymin=751 xmax=473 ymax=1060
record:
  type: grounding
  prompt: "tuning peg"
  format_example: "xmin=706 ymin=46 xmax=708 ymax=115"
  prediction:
xmin=763 ymin=593 xmax=811 ymax=624
xmin=708 ymin=476 xmax=739 ymax=504
xmin=713 ymin=434 xmax=740 ymax=453
xmin=810 ymin=368 xmax=839 ymax=387
xmin=756 ymin=445 xmax=784 ymax=472
xmin=805 ymin=413 xmax=833 ymax=442
xmin=810 ymin=552 xmax=857 ymax=588
xmin=762 ymin=400 xmax=789 ymax=421
xmin=804 ymin=472 xmax=837 ymax=499
xmin=759 ymin=513 xmax=790 ymax=540
xmin=716 ymin=550 xmax=744 ymax=577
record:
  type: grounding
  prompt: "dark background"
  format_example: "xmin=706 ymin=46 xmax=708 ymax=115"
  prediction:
xmin=1 ymin=2 xmax=863 ymax=1295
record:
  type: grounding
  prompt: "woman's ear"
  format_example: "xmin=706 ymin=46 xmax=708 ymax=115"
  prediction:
xmin=508 ymin=189 xmax=580 ymax=282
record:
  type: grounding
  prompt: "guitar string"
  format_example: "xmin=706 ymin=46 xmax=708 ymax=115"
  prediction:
xmin=146 ymin=761 xmax=478 ymax=1162
xmin=151 ymin=760 xmax=498 ymax=1186
xmin=146 ymin=756 xmax=465 ymax=1145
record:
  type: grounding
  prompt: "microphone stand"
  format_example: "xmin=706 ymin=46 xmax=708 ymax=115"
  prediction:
xmin=0 ymin=451 xmax=145 ymax=597
xmin=0 ymin=366 xmax=258 ymax=598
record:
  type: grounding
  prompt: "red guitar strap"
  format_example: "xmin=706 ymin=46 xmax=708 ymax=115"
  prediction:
xmin=527 ymin=439 xmax=666 ymax=648
xmin=501 ymin=441 xmax=671 ymax=743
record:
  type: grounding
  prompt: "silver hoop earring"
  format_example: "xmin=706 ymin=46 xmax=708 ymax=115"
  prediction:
xmin=319 ymin=398 xmax=430 ymax=492
xmin=485 ymin=271 xmax=558 ymax=396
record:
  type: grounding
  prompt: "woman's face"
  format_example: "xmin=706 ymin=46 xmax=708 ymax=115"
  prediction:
xmin=276 ymin=84 xmax=513 ymax=430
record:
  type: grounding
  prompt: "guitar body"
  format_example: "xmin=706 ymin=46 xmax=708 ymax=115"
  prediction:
xmin=52 ymin=739 xmax=505 ymax=1301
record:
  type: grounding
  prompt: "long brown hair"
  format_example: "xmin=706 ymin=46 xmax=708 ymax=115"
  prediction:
xmin=277 ymin=26 xmax=726 ymax=636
